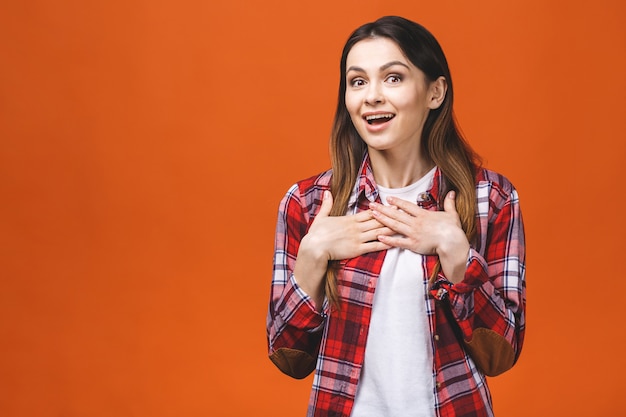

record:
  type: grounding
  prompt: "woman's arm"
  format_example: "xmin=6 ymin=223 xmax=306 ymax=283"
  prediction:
xmin=267 ymin=184 xmax=327 ymax=379
xmin=267 ymin=185 xmax=392 ymax=378
xmin=369 ymin=179 xmax=526 ymax=376
xmin=431 ymin=182 xmax=526 ymax=376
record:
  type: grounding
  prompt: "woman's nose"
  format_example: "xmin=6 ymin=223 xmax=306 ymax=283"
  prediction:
xmin=364 ymin=82 xmax=384 ymax=105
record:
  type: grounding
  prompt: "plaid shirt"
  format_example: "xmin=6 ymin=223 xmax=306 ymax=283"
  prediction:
xmin=267 ymin=155 xmax=526 ymax=417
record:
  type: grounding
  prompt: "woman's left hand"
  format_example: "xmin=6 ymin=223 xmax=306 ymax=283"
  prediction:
xmin=369 ymin=190 xmax=470 ymax=283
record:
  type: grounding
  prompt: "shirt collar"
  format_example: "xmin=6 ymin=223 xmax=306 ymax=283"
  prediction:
xmin=347 ymin=152 xmax=443 ymax=212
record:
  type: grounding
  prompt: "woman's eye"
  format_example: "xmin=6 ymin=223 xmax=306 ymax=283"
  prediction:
xmin=350 ymin=78 xmax=366 ymax=87
xmin=386 ymin=75 xmax=402 ymax=83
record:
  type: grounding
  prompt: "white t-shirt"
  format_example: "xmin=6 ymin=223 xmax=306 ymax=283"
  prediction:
xmin=351 ymin=167 xmax=436 ymax=417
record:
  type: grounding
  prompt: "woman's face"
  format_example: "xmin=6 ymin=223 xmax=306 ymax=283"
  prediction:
xmin=345 ymin=37 xmax=444 ymax=155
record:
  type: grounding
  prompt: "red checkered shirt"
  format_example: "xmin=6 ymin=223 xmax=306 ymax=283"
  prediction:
xmin=267 ymin=155 xmax=526 ymax=417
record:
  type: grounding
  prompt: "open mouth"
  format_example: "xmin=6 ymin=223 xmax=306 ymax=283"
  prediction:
xmin=364 ymin=113 xmax=395 ymax=125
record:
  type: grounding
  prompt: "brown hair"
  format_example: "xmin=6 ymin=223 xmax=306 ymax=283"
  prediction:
xmin=326 ymin=16 xmax=482 ymax=307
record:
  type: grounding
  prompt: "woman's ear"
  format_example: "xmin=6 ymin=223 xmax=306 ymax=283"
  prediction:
xmin=427 ymin=76 xmax=447 ymax=110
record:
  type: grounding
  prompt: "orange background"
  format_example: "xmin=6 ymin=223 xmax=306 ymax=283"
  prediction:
xmin=1 ymin=1 xmax=625 ymax=416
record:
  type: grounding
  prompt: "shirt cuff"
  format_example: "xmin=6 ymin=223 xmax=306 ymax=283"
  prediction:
xmin=429 ymin=247 xmax=489 ymax=299
xmin=276 ymin=274 xmax=327 ymax=333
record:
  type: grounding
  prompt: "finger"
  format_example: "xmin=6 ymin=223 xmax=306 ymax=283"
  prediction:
xmin=317 ymin=190 xmax=333 ymax=218
xmin=376 ymin=234 xmax=409 ymax=249
xmin=382 ymin=197 xmax=422 ymax=216
xmin=370 ymin=209 xmax=412 ymax=236
xmin=353 ymin=209 xmax=375 ymax=222
xmin=360 ymin=240 xmax=392 ymax=253
xmin=378 ymin=234 xmax=435 ymax=254
xmin=369 ymin=201 xmax=418 ymax=225
xmin=443 ymin=190 xmax=458 ymax=214
xmin=369 ymin=202 xmax=415 ymax=231
xmin=360 ymin=217 xmax=387 ymax=232
xmin=362 ymin=227 xmax=395 ymax=242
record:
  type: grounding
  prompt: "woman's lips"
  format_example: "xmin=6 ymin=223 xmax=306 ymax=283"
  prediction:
xmin=363 ymin=112 xmax=395 ymax=132
xmin=364 ymin=113 xmax=395 ymax=125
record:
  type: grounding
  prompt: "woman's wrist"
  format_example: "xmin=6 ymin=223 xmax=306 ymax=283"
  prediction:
xmin=436 ymin=230 xmax=470 ymax=284
xmin=293 ymin=237 xmax=329 ymax=310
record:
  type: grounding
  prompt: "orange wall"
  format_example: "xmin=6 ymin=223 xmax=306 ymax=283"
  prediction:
xmin=1 ymin=1 xmax=625 ymax=416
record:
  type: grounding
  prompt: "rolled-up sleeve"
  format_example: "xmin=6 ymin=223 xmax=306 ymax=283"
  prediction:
xmin=432 ymin=181 xmax=526 ymax=376
xmin=267 ymin=184 xmax=328 ymax=378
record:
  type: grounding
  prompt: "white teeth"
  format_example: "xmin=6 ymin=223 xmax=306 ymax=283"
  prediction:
xmin=365 ymin=113 xmax=394 ymax=121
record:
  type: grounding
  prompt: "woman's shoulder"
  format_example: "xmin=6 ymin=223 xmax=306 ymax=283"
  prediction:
xmin=475 ymin=167 xmax=520 ymax=206
xmin=295 ymin=169 xmax=333 ymax=190
xmin=280 ymin=169 xmax=332 ymax=210
xmin=476 ymin=167 xmax=516 ymax=191
xmin=287 ymin=169 xmax=333 ymax=199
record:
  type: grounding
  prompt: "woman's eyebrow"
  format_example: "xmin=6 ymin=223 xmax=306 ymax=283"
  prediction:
xmin=346 ymin=65 xmax=365 ymax=74
xmin=346 ymin=61 xmax=410 ymax=74
xmin=380 ymin=60 xmax=410 ymax=71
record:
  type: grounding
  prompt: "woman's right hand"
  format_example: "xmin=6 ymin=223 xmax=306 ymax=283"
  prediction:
xmin=293 ymin=190 xmax=392 ymax=309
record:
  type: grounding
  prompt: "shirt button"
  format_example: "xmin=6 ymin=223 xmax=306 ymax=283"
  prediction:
xmin=434 ymin=334 xmax=440 ymax=341
xmin=436 ymin=382 xmax=442 ymax=389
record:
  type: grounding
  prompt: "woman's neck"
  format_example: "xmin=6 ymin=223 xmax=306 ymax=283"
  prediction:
xmin=369 ymin=147 xmax=434 ymax=189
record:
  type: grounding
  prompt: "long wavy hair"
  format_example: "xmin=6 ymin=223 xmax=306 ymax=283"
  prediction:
xmin=325 ymin=16 xmax=482 ymax=307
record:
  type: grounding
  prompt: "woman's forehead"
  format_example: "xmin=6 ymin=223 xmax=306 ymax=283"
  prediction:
xmin=346 ymin=38 xmax=412 ymax=70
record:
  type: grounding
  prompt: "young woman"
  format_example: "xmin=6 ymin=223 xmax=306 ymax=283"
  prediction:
xmin=267 ymin=16 xmax=526 ymax=417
